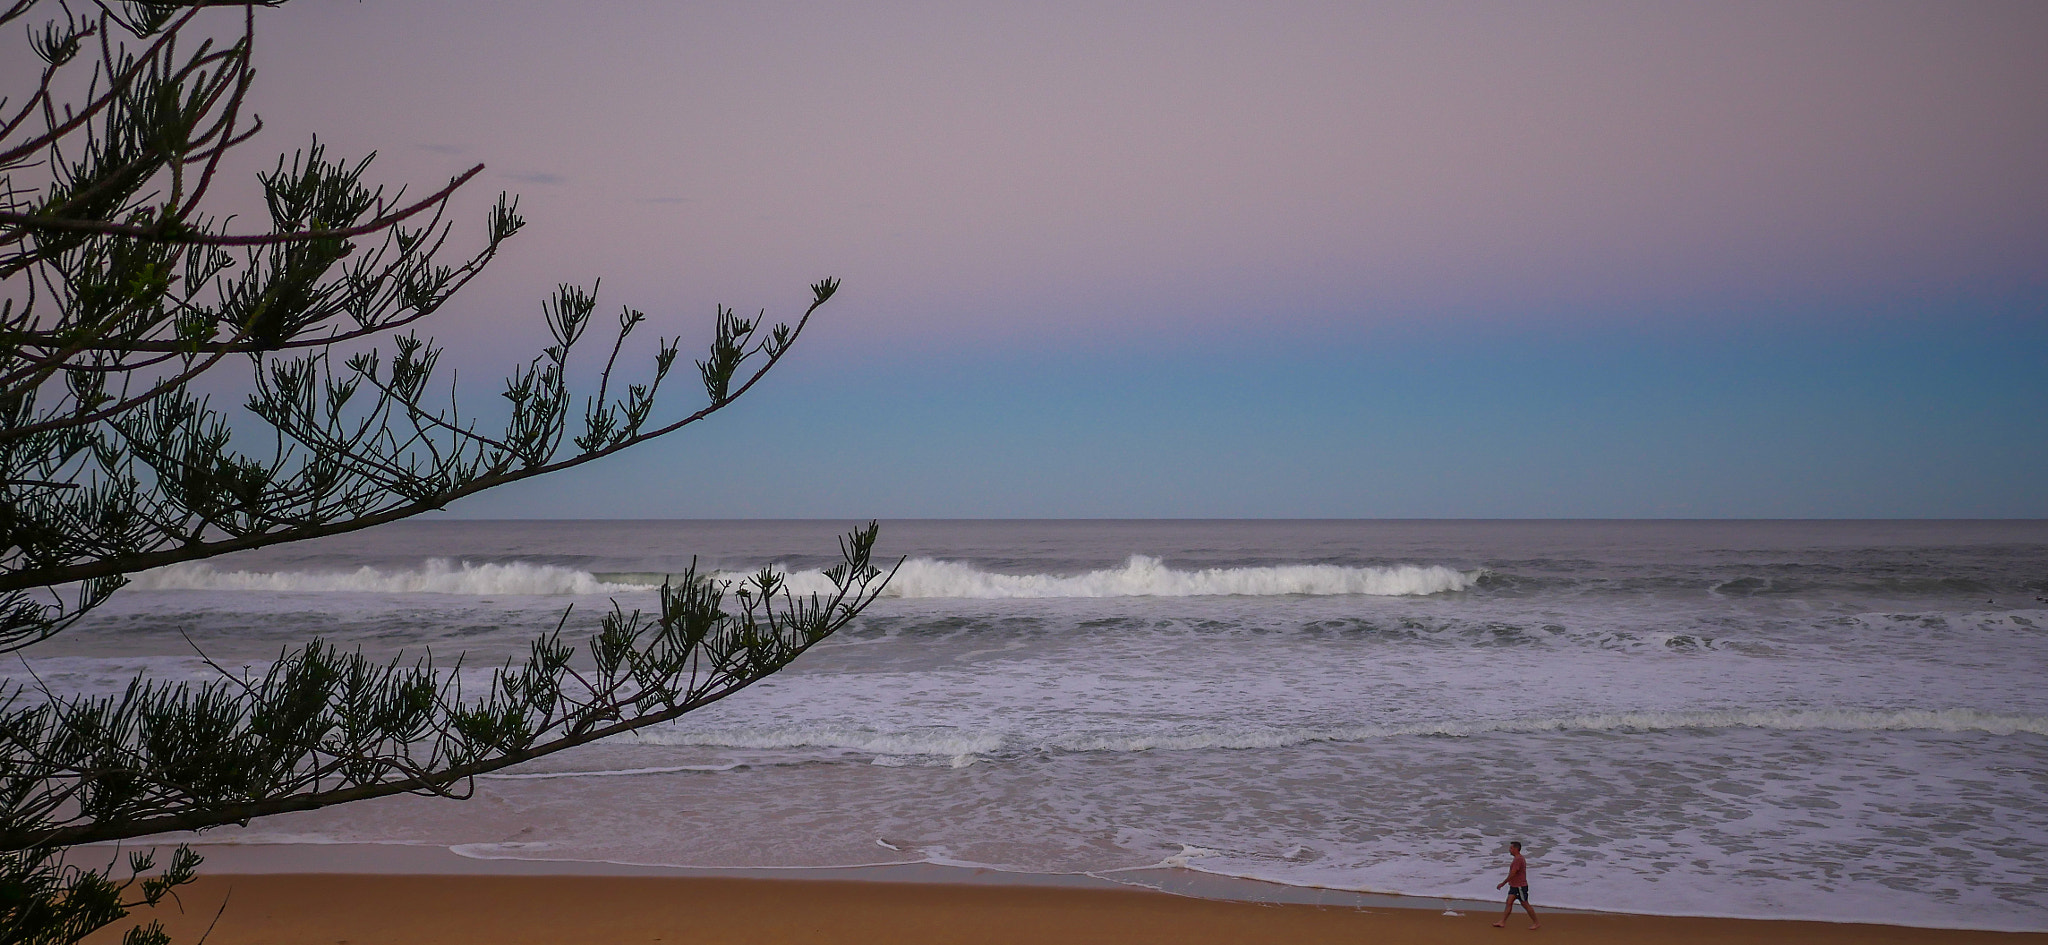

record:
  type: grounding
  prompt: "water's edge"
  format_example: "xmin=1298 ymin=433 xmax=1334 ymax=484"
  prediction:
xmin=109 ymin=841 xmax=1531 ymax=915
xmin=122 ymin=841 xmax=2044 ymax=932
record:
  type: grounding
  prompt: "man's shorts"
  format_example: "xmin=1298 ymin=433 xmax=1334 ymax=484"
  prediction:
xmin=1506 ymin=885 xmax=1530 ymax=903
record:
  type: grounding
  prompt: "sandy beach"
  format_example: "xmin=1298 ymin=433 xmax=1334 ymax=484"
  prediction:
xmin=92 ymin=872 xmax=2048 ymax=945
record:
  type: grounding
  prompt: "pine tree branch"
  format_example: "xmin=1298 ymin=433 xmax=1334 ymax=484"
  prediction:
xmin=0 ymin=165 xmax=484 ymax=247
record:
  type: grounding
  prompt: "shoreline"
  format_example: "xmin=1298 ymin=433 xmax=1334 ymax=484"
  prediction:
xmin=82 ymin=842 xmax=2047 ymax=940
xmin=106 ymin=841 xmax=1512 ymax=911
xmin=89 ymin=869 xmax=2048 ymax=945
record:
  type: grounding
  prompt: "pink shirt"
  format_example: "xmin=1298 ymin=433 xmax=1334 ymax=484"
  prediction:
xmin=1507 ymin=852 xmax=1528 ymax=886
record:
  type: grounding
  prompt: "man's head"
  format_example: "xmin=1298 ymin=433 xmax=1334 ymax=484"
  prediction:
xmin=1510 ymin=841 xmax=1522 ymax=853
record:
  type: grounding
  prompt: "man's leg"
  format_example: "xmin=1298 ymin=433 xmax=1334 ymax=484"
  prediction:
xmin=1495 ymin=895 xmax=1515 ymax=927
xmin=1520 ymin=896 xmax=1541 ymax=930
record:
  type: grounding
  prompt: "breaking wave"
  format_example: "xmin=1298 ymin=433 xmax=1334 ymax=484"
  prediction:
xmin=128 ymin=560 xmax=638 ymax=595
xmin=789 ymin=556 xmax=1478 ymax=598
xmin=129 ymin=555 xmax=1481 ymax=599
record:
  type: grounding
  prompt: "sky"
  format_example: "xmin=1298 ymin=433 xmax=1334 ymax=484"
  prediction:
xmin=56 ymin=1 xmax=2048 ymax=517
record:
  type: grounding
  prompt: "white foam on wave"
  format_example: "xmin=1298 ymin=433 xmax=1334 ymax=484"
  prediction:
xmin=128 ymin=559 xmax=640 ymax=595
xmin=480 ymin=762 xmax=748 ymax=781
xmin=619 ymin=707 xmax=2047 ymax=762
xmin=126 ymin=555 xmax=1480 ymax=599
xmin=632 ymin=725 xmax=1004 ymax=768
xmin=761 ymin=555 xmax=1480 ymax=599
xmin=1482 ymin=707 xmax=2048 ymax=738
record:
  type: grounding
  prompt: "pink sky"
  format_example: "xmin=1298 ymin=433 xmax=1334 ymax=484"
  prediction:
xmin=208 ymin=0 xmax=2047 ymax=357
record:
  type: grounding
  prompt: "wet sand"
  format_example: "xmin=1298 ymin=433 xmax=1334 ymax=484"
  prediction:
xmin=94 ymin=872 xmax=2047 ymax=945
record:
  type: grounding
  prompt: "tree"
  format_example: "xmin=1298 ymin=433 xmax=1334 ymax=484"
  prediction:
xmin=0 ymin=3 xmax=890 ymax=942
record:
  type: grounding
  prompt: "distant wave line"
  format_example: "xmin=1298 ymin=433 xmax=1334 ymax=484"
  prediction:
xmin=126 ymin=555 xmax=1483 ymax=599
xmin=126 ymin=559 xmax=636 ymax=595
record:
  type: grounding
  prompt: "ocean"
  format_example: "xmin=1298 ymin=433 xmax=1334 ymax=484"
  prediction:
xmin=19 ymin=519 xmax=2048 ymax=931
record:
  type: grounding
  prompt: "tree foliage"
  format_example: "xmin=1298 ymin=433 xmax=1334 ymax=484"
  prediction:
xmin=0 ymin=3 xmax=888 ymax=942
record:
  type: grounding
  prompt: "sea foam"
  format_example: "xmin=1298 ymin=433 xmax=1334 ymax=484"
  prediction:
xmin=861 ymin=556 xmax=1476 ymax=598
xmin=129 ymin=555 xmax=1480 ymax=599
xmin=127 ymin=559 xmax=637 ymax=595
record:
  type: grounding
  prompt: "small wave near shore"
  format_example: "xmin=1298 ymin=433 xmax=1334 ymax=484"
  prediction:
xmin=617 ymin=706 xmax=2048 ymax=765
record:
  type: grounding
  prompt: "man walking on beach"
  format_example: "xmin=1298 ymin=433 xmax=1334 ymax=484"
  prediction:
xmin=1495 ymin=841 xmax=1541 ymax=929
